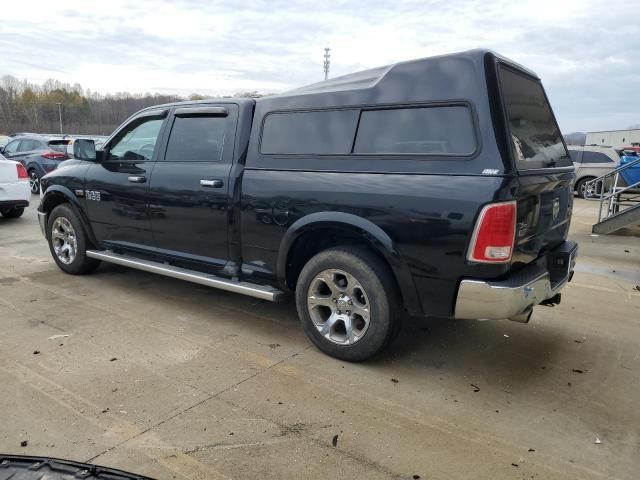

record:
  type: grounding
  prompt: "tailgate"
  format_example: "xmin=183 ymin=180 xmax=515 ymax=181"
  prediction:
xmin=513 ymin=170 xmax=574 ymax=264
xmin=495 ymin=62 xmax=576 ymax=264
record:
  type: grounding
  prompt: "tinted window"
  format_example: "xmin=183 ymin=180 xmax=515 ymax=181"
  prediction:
xmin=354 ymin=106 xmax=476 ymax=155
xmin=569 ymin=150 xmax=582 ymax=163
xmin=109 ymin=118 xmax=164 ymax=161
xmin=19 ymin=139 xmax=41 ymax=151
xmin=261 ymin=110 xmax=359 ymax=155
xmin=499 ymin=66 xmax=571 ymax=169
xmin=4 ymin=140 xmax=20 ymax=154
xmin=582 ymin=151 xmax=614 ymax=164
xmin=165 ymin=116 xmax=226 ymax=161
xmin=49 ymin=141 xmax=69 ymax=153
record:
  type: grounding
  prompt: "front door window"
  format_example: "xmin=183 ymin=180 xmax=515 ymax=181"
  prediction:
xmin=109 ymin=118 xmax=164 ymax=161
xmin=4 ymin=140 xmax=20 ymax=154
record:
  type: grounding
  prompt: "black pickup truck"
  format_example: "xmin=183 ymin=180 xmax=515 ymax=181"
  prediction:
xmin=38 ymin=50 xmax=577 ymax=361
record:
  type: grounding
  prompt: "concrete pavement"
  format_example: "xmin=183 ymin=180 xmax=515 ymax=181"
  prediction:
xmin=0 ymin=198 xmax=638 ymax=479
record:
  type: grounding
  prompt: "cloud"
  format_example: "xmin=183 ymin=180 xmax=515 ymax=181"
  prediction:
xmin=0 ymin=0 xmax=638 ymax=131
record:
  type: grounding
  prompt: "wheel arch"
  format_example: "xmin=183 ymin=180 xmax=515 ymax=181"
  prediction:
xmin=40 ymin=186 xmax=98 ymax=246
xmin=25 ymin=159 xmax=46 ymax=177
xmin=276 ymin=212 xmax=422 ymax=316
xmin=574 ymin=174 xmax=595 ymax=188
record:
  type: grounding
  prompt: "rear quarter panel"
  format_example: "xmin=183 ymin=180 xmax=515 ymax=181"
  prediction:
xmin=241 ymin=170 xmax=517 ymax=317
xmin=576 ymin=164 xmax=614 ymax=180
xmin=0 ymin=160 xmax=30 ymax=203
xmin=26 ymin=155 xmax=58 ymax=176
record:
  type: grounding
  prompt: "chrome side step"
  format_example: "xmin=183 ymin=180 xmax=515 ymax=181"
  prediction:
xmin=86 ymin=250 xmax=285 ymax=302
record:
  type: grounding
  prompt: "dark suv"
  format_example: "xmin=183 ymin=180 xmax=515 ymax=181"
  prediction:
xmin=37 ymin=50 xmax=577 ymax=361
xmin=0 ymin=136 xmax=70 ymax=193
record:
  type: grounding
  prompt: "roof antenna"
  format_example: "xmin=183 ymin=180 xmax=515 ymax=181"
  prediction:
xmin=323 ymin=47 xmax=331 ymax=80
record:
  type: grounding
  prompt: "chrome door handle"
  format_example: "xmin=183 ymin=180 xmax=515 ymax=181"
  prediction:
xmin=200 ymin=179 xmax=223 ymax=188
xmin=128 ymin=176 xmax=146 ymax=183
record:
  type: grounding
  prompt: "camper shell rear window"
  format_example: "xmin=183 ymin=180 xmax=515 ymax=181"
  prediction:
xmin=498 ymin=65 xmax=571 ymax=170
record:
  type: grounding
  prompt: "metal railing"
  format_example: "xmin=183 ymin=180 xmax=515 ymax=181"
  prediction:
xmin=584 ymin=157 xmax=640 ymax=224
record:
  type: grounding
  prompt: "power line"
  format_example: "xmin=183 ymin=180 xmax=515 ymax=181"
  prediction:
xmin=56 ymin=102 xmax=63 ymax=134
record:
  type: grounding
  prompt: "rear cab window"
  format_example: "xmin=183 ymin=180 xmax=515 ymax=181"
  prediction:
xmin=499 ymin=65 xmax=571 ymax=170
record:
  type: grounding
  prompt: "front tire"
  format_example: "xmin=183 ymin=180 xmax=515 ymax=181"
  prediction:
xmin=575 ymin=177 xmax=596 ymax=199
xmin=295 ymin=246 xmax=399 ymax=362
xmin=47 ymin=204 xmax=100 ymax=275
xmin=0 ymin=207 xmax=24 ymax=218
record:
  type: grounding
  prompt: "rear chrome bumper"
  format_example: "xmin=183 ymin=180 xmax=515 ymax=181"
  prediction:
xmin=454 ymin=241 xmax=578 ymax=321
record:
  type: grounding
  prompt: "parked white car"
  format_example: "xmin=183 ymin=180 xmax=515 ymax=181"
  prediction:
xmin=0 ymin=153 xmax=30 ymax=218
xmin=568 ymin=146 xmax=621 ymax=198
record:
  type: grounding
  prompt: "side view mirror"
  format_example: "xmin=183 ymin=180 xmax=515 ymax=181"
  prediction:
xmin=73 ymin=139 xmax=97 ymax=161
xmin=0 ymin=146 xmax=5 ymax=154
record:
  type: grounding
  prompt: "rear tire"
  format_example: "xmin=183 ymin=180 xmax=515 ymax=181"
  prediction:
xmin=0 ymin=207 xmax=24 ymax=218
xmin=295 ymin=246 xmax=399 ymax=362
xmin=28 ymin=169 xmax=41 ymax=194
xmin=47 ymin=204 xmax=100 ymax=275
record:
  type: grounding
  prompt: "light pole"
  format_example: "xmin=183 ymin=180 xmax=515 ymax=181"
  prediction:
xmin=56 ymin=102 xmax=63 ymax=134
xmin=323 ymin=47 xmax=331 ymax=80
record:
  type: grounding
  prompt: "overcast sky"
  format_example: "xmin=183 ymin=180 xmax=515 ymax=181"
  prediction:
xmin=1 ymin=0 xmax=638 ymax=132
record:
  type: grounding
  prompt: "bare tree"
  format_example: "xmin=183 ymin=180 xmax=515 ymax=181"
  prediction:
xmin=0 ymin=75 xmax=259 ymax=135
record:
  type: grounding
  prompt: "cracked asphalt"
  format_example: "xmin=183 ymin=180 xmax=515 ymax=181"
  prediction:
xmin=0 ymin=199 xmax=639 ymax=479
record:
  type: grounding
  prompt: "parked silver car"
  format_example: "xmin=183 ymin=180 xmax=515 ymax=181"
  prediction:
xmin=568 ymin=146 xmax=620 ymax=198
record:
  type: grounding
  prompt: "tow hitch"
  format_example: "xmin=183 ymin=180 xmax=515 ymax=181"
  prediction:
xmin=540 ymin=293 xmax=562 ymax=307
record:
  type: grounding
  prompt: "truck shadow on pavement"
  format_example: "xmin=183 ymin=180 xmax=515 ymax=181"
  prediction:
xmin=33 ymin=263 xmax=567 ymax=393
xmin=376 ymin=315 xmax=566 ymax=391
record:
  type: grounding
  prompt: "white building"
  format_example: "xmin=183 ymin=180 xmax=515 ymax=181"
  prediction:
xmin=585 ymin=129 xmax=640 ymax=147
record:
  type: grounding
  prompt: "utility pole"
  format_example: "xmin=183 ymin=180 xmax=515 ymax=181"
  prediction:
xmin=56 ymin=102 xmax=63 ymax=135
xmin=323 ymin=47 xmax=331 ymax=80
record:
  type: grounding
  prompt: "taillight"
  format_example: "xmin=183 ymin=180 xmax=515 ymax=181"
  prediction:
xmin=467 ymin=201 xmax=516 ymax=263
xmin=41 ymin=151 xmax=66 ymax=160
xmin=16 ymin=163 xmax=28 ymax=179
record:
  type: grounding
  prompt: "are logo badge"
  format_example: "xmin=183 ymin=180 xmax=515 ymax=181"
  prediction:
xmin=552 ymin=197 xmax=560 ymax=220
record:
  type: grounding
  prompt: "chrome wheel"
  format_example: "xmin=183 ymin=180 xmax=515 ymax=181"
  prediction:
xmin=579 ymin=179 xmax=599 ymax=198
xmin=307 ymin=268 xmax=371 ymax=345
xmin=51 ymin=217 xmax=77 ymax=264
xmin=29 ymin=171 xmax=40 ymax=194
xmin=580 ymin=181 xmax=592 ymax=198
xmin=579 ymin=181 xmax=586 ymax=197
